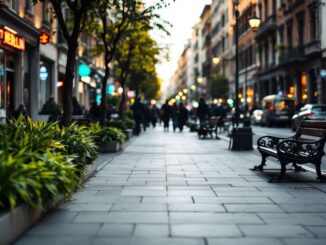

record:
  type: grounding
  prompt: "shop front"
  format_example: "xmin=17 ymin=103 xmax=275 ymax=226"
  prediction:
xmin=0 ymin=25 xmax=25 ymax=122
xmin=0 ymin=6 xmax=41 ymax=121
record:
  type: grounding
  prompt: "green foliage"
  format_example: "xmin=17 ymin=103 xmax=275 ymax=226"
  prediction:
xmin=39 ymin=99 xmax=62 ymax=122
xmin=207 ymin=74 xmax=229 ymax=100
xmin=0 ymin=116 xmax=98 ymax=210
xmin=0 ymin=148 xmax=79 ymax=210
xmin=89 ymin=123 xmax=126 ymax=145
xmin=56 ymin=123 xmax=98 ymax=171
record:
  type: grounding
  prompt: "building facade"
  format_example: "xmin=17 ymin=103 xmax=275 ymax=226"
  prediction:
xmin=0 ymin=0 xmax=105 ymax=122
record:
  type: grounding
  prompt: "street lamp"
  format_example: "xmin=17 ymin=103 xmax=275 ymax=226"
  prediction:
xmin=248 ymin=13 xmax=262 ymax=32
xmin=212 ymin=57 xmax=221 ymax=65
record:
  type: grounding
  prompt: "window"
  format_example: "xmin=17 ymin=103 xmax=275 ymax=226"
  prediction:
xmin=287 ymin=23 xmax=293 ymax=48
xmin=309 ymin=8 xmax=319 ymax=41
xmin=25 ymin=0 xmax=34 ymax=14
xmin=264 ymin=0 xmax=268 ymax=20
xmin=298 ymin=17 xmax=304 ymax=46
xmin=8 ymin=0 xmax=19 ymax=11
xmin=43 ymin=0 xmax=51 ymax=24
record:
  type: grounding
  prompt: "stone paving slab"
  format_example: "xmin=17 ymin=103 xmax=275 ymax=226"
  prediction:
xmin=15 ymin=127 xmax=326 ymax=244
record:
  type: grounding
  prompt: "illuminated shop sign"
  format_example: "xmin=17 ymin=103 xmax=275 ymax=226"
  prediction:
xmin=39 ymin=32 xmax=50 ymax=45
xmin=0 ymin=26 xmax=25 ymax=51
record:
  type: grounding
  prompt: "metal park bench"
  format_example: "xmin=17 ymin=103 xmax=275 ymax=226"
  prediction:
xmin=251 ymin=120 xmax=326 ymax=182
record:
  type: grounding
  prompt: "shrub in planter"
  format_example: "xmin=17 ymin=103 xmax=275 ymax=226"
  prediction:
xmin=39 ymin=98 xmax=62 ymax=122
xmin=0 ymin=149 xmax=79 ymax=210
xmin=56 ymin=123 xmax=98 ymax=171
xmin=89 ymin=123 xmax=126 ymax=145
xmin=0 ymin=116 xmax=64 ymax=154
xmin=106 ymin=120 xmax=126 ymax=130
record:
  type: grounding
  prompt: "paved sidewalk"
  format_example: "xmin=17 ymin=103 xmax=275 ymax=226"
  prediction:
xmin=16 ymin=127 xmax=326 ymax=245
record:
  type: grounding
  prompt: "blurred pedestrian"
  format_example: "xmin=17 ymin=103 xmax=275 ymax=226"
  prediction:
xmin=12 ymin=104 xmax=27 ymax=119
xmin=197 ymin=98 xmax=210 ymax=126
xmin=88 ymin=101 xmax=101 ymax=122
xmin=161 ymin=100 xmax=171 ymax=131
xmin=143 ymin=103 xmax=151 ymax=131
xmin=131 ymin=97 xmax=144 ymax=135
xmin=178 ymin=102 xmax=188 ymax=132
xmin=150 ymin=104 xmax=160 ymax=128
xmin=72 ymin=97 xmax=83 ymax=115
xmin=171 ymin=102 xmax=179 ymax=132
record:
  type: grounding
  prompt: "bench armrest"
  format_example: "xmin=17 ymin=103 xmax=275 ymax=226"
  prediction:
xmin=257 ymin=136 xmax=295 ymax=148
xmin=276 ymin=139 xmax=324 ymax=160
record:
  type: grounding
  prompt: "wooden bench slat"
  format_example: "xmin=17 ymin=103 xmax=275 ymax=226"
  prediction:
xmin=300 ymin=120 xmax=326 ymax=129
xmin=297 ymin=127 xmax=326 ymax=138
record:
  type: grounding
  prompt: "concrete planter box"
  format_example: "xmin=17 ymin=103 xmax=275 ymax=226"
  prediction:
xmin=123 ymin=129 xmax=133 ymax=140
xmin=0 ymin=162 xmax=96 ymax=245
xmin=98 ymin=141 xmax=121 ymax=153
xmin=37 ymin=114 xmax=50 ymax=122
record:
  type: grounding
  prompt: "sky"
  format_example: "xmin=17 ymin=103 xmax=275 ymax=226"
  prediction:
xmin=146 ymin=0 xmax=211 ymax=96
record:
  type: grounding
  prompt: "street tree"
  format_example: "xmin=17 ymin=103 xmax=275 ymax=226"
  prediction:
xmin=89 ymin=0 xmax=171 ymax=124
xmin=207 ymin=74 xmax=229 ymax=100
xmin=114 ymin=22 xmax=160 ymax=115
xmin=33 ymin=0 xmax=95 ymax=126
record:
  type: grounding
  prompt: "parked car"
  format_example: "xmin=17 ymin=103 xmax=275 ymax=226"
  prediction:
xmin=250 ymin=109 xmax=263 ymax=125
xmin=291 ymin=104 xmax=326 ymax=131
xmin=260 ymin=95 xmax=295 ymax=127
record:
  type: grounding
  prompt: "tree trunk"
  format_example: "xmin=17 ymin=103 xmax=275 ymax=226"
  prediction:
xmin=100 ymin=66 xmax=110 ymax=126
xmin=118 ymin=80 xmax=126 ymax=118
xmin=62 ymin=41 xmax=78 ymax=126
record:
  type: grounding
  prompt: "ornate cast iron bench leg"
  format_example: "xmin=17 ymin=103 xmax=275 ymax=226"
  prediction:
xmin=251 ymin=152 xmax=267 ymax=171
xmin=315 ymin=161 xmax=326 ymax=182
xmin=269 ymin=160 xmax=287 ymax=182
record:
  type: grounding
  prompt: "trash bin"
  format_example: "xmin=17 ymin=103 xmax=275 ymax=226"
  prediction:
xmin=243 ymin=117 xmax=251 ymax=127
xmin=228 ymin=127 xmax=253 ymax=151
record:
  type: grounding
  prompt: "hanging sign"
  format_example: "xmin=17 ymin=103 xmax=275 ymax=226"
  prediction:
xmin=320 ymin=69 xmax=326 ymax=79
xmin=39 ymin=32 xmax=50 ymax=45
xmin=0 ymin=26 xmax=25 ymax=51
xmin=39 ymin=66 xmax=49 ymax=81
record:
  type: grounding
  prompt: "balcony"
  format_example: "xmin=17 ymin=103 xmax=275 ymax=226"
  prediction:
xmin=304 ymin=40 xmax=321 ymax=56
xmin=279 ymin=46 xmax=306 ymax=65
xmin=255 ymin=15 xmax=277 ymax=40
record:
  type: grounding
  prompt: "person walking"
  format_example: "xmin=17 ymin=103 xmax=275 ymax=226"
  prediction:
xmin=150 ymin=104 xmax=160 ymax=128
xmin=171 ymin=102 xmax=179 ymax=132
xmin=143 ymin=103 xmax=151 ymax=131
xmin=160 ymin=100 xmax=171 ymax=131
xmin=131 ymin=97 xmax=144 ymax=135
xmin=178 ymin=102 xmax=188 ymax=132
xmin=197 ymin=97 xmax=210 ymax=126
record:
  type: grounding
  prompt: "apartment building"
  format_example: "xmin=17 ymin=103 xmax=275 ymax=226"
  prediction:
xmin=256 ymin=0 xmax=325 ymax=105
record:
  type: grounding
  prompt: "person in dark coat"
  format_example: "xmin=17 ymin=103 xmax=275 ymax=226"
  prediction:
xmin=12 ymin=104 xmax=27 ymax=119
xmin=150 ymin=104 xmax=160 ymax=128
xmin=88 ymin=101 xmax=101 ymax=122
xmin=197 ymin=97 xmax=210 ymax=126
xmin=131 ymin=97 xmax=144 ymax=135
xmin=178 ymin=102 xmax=188 ymax=132
xmin=143 ymin=103 xmax=151 ymax=131
xmin=160 ymin=100 xmax=171 ymax=131
xmin=171 ymin=103 xmax=179 ymax=132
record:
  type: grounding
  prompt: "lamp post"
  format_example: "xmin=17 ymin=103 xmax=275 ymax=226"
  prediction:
xmin=229 ymin=0 xmax=261 ymax=151
xmin=233 ymin=0 xmax=261 ymax=125
xmin=233 ymin=0 xmax=240 ymax=126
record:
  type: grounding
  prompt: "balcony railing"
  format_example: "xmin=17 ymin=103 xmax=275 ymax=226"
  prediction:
xmin=255 ymin=15 xmax=277 ymax=39
xmin=304 ymin=40 xmax=321 ymax=55
xmin=279 ymin=46 xmax=305 ymax=65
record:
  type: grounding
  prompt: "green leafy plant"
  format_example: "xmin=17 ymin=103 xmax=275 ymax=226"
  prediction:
xmin=0 ymin=149 xmax=79 ymax=210
xmin=56 ymin=123 xmax=98 ymax=171
xmin=89 ymin=123 xmax=126 ymax=145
